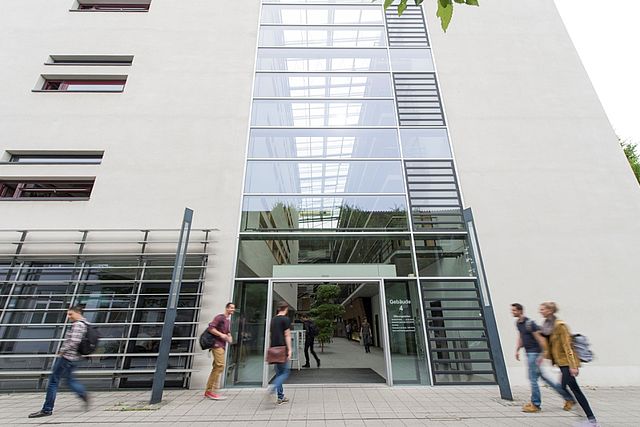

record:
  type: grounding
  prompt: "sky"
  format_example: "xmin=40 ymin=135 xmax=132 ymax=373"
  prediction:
xmin=554 ymin=0 xmax=640 ymax=143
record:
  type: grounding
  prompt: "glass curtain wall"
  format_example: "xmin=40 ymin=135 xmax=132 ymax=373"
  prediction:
xmin=234 ymin=0 xmax=498 ymax=386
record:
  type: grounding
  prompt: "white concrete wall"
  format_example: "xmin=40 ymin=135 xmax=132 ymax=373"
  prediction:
xmin=0 ymin=0 xmax=261 ymax=389
xmin=426 ymin=0 xmax=640 ymax=385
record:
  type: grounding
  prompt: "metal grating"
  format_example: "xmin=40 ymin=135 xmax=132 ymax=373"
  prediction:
xmin=394 ymin=73 xmax=445 ymax=126
xmin=384 ymin=5 xmax=429 ymax=47
xmin=404 ymin=160 xmax=464 ymax=231
xmin=421 ymin=279 xmax=497 ymax=385
xmin=0 ymin=229 xmax=213 ymax=391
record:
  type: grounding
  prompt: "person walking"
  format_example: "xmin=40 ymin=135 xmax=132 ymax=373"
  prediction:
xmin=540 ymin=302 xmax=597 ymax=425
xmin=204 ymin=302 xmax=235 ymax=401
xmin=345 ymin=322 xmax=352 ymax=341
xmin=301 ymin=314 xmax=320 ymax=368
xmin=29 ymin=305 xmax=90 ymax=418
xmin=360 ymin=318 xmax=372 ymax=353
xmin=511 ymin=303 xmax=575 ymax=413
xmin=268 ymin=301 xmax=292 ymax=405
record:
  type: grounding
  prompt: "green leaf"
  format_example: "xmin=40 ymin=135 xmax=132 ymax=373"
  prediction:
xmin=466 ymin=0 xmax=480 ymax=5
xmin=437 ymin=0 xmax=454 ymax=32
xmin=383 ymin=0 xmax=394 ymax=9
xmin=415 ymin=0 xmax=425 ymax=5
xmin=398 ymin=0 xmax=408 ymax=16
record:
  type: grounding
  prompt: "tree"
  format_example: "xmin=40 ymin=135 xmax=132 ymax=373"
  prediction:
xmin=621 ymin=140 xmax=640 ymax=185
xmin=310 ymin=284 xmax=345 ymax=352
xmin=381 ymin=0 xmax=479 ymax=32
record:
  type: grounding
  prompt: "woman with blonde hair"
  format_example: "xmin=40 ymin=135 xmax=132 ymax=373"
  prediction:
xmin=539 ymin=302 xmax=597 ymax=425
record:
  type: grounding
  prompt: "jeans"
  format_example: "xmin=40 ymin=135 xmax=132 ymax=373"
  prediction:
xmin=559 ymin=366 xmax=596 ymax=421
xmin=526 ymin=352 xmax=573 ymax=407
xmin=272 ymin=362 xmax=290 ymax=400
xmin=43 ymin=357 xmax=86 ymax=413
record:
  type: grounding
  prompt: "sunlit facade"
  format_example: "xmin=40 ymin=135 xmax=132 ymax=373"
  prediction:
xmin=1 ymin=0 xmax=639 ymax=391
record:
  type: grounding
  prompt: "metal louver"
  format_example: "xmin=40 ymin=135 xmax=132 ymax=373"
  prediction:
xmin=384 ymin=5 xmax=430 ymax=47
xmin=394 ymin=73 xmax=445 ymax=126
xmin=404 ymin=160 xmax=464 ymax=231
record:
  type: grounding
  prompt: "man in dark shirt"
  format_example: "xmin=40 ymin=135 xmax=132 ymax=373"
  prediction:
xmin=269 ymin=301 xmax=292 ymax=405
xmin=204 ymin=302 xmax=235 ymax=400
xmin=511 ymin=303 xmax=574 ymax=413
xmin=301 ymin=314 xmax=320 ymax=368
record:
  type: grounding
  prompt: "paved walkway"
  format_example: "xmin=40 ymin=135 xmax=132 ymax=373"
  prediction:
xmin=1 ymin=385 xmax=638 ymax=426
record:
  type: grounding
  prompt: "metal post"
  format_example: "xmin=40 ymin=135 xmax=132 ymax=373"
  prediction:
xmin=463 ymin=208 xmax=513 ymax=401
xmin=150 ymin=208 xmax=193 ymax=404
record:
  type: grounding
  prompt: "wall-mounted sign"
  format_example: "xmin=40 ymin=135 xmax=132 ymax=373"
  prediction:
xmin=389 ymin=299 xmax=415 ymax=333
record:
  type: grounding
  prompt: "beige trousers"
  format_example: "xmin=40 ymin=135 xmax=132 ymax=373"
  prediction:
xmin=205 ymin=347 xmax=225 ymax=393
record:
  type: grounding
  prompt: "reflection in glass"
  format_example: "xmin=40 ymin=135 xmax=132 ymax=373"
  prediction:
xmin=384 ymin=280 xmax=429 ymax=384
xmin=237 ymin=236 xmax=414 ymax=278
xmin=261 ymin=5 xmax=383 ymax=25
xmin=257 ymin=48 xmax=389 ymax=71
xmin=251 ymin=100 xmax=396 ymax=127
xmin=389 ymin=48 xmax=434 ymax=71
xmin=400 ymin=128 xmax=451 ymax=158
xmin=241 ymin=195 xmax=408 ymax=231
xmin=260 ymin=26 xmax=386 ymax=47
xmin=415 ymin=236 xmax=474 ymax=277
xmin=249 ymin=129 xmax=400 ymax=159
xmin=228 ymin=281 xmax=268 ymax=386
xmin=254 ymin=73 xmax=392 ymax=98
xmin=244 ymin=161 xmax=404 ymax=194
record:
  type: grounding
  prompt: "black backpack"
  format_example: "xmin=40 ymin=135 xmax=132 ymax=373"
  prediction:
xmin=78 ymin=321 xmax=101 ymax=356
xmin=308 ymin=321 xmax=319 ymax=338
xmin=199 ymin=329 xmax=216 ymax=350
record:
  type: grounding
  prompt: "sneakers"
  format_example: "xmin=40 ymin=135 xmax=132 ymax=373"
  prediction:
xmin=302 ymin=363 xmax=311 ymax=368
xmin=81 ymin=393 xmax=90 ymax=412
xmin=563 ymin=400 xmax=575 ymax=411
xmin=276 ymin=397 xmax=290 ymax=405
xmin=204 ymin=391 xmax=226 ymax=400
xmin=317 ymin=360 xmax=321 ymax=368
xmin=522 ymin=402 xmax=541 ymax=413
xmin=28 ymin=411 xmax=52 ymax=418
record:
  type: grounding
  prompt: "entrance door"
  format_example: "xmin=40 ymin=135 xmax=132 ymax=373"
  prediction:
xmin=264 ymin=280 xmax=391 ymax=386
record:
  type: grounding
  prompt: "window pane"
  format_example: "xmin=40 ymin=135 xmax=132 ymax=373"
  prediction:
xmin=237 ymin=236 xmax=415 ymax=278
xmin=65 ymin=81 xmax=125 ymax=91
xmin=251 ymin=100 xmax=397 ymax=127
xmin=415 ymin=236 xmax=474 ymax=277
xmin=261 ymin=5 xmax=383 ymax=25
xmin=228 ymin=281 xmax=268 ymax=386
xmin=400 ymin=129 xmax=452 ymax=158
xmin=384 ymin=280 xmax=429 ymax=384
xmin=257 ymin=48 xmax=389 ymax=71
xmin=244 ymin=161 xmax=404 ymax=193
xmin=390 ymin=49 xmax=434 ymax=72
xmin=254 ymin=73 xmax=392 ymax=98
xmin=241 ymin=195 xmax=408 ymax=231
xmin=249 ymin=129 xmax=400 ymax=158
xmin=259 ymin=26 xmax=386 ymax=47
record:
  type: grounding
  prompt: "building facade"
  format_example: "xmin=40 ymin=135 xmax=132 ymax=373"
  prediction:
xmin=1 ymin=0 xmax=639 ymax=391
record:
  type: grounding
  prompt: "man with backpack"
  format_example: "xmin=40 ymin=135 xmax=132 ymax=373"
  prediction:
xmin=301 ymin=314 xmax=320 ymax=368
xmin=29 ymin=305 xmax=90 ymax=418
xmin=511 ymin=303 xmax=575 ymax=414
xmin=204 ymin=302 xmax=235 ymax=401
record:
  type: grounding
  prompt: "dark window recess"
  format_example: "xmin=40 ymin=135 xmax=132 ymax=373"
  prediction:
xmin=77 ymin=3 xmax=150 ymax=11
xmin=42 ymin=80 xmax=126 ymax=92
xmin=9 ymin=154 xmax=103 ymax=164
xmin=49 ymin=56 xmax=133 ymax=66
xmin=0 ymin=180 xmax=95 ymax=199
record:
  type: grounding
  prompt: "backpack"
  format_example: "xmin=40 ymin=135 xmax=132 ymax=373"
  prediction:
xmin=199 ymin=329 xmax=216 ymax=350
xmin=308 ymin=322 xmax=319 ymax=338
xmin=572 ymin=334 xmax=593 ymax=363
xmin=78 ymin=321 xmax=101 ymax=356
